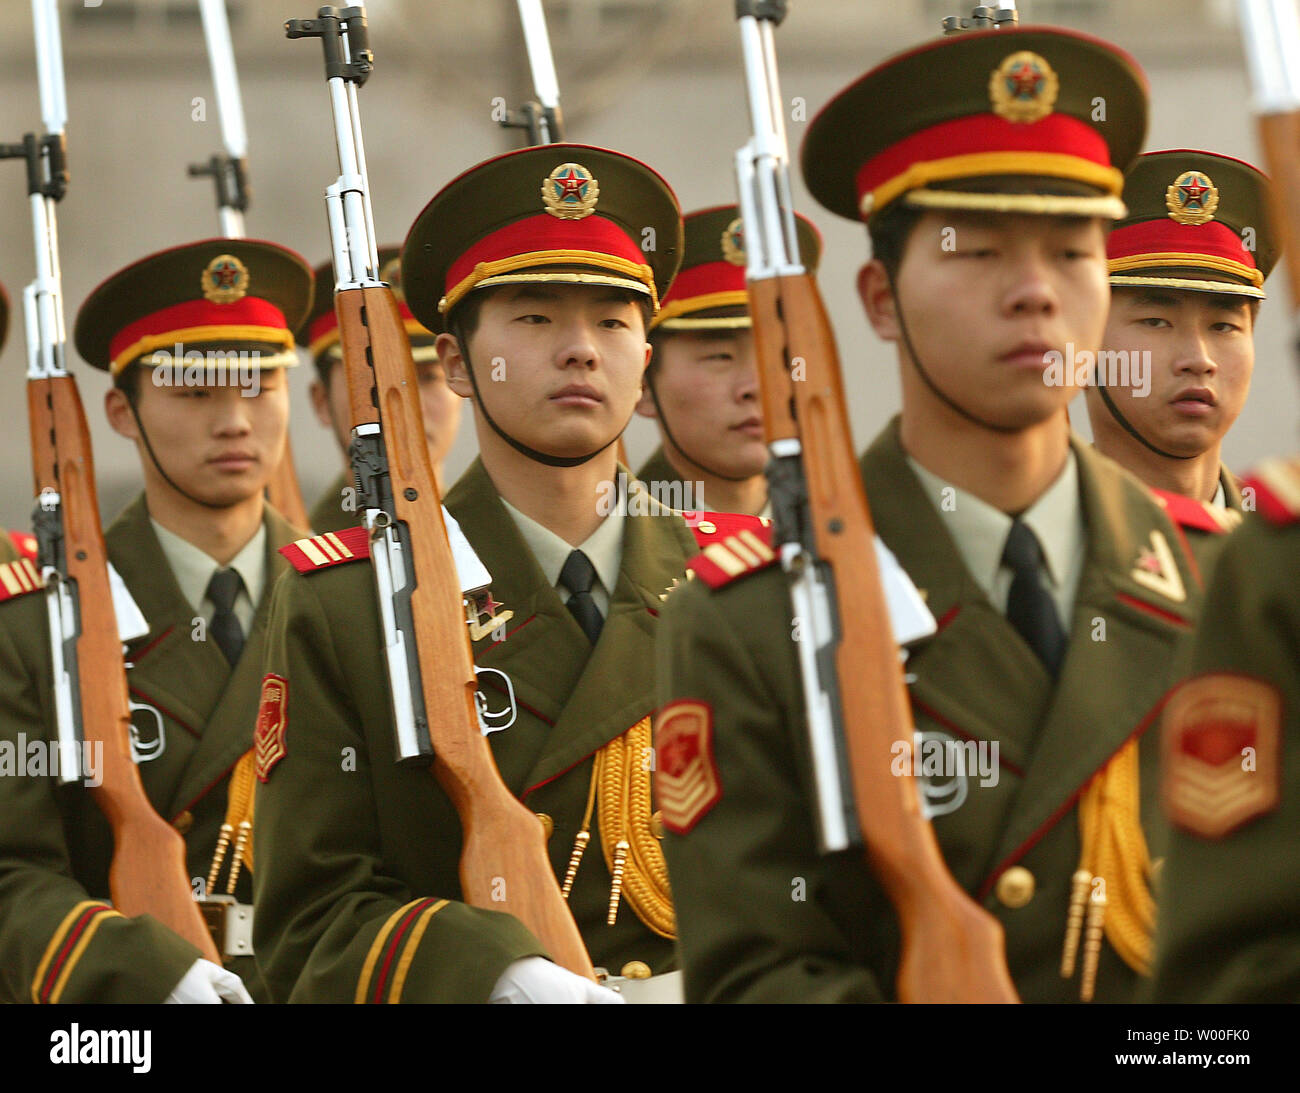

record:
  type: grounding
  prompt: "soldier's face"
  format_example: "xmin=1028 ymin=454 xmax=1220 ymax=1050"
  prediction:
xmin=441 ymin=284 xmax=651 ymax=460
xmin=1087 ymin=287 xmax=1254 ymax=458
xmin=863 ymin=210 xmax=1110 ymax=430
xmin=111 ymin=364 xmax=290 ymax=507
xmin=313 ymin=347 xmax=462 ymax=468
xmin=635 ymin=329 xmax=765 ymax=481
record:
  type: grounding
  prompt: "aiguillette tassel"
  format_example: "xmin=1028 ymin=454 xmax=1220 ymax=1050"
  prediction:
xmin=607 ymin=839 xmax=630 ymax=925
xmin=561 ymin=830 xmax=589 ymax=899
xmin=1060 ymin=869 xmax=1091 ymax=978
xmin=225 ymin=820 xmax=252 ymax=894
xmin=206 ymin=822 xmax=234 ymax=894
xmin=1080 ymin=888 xmax=1108 ymax=1002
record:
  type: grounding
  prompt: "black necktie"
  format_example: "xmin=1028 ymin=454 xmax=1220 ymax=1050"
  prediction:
xmin=206 ymin=568 xmax=245 ymax=666
xmin=1001 ymin=519 xmax=1067 ymax=678
xmin=559 ymin=550 xmax=603 ymax=645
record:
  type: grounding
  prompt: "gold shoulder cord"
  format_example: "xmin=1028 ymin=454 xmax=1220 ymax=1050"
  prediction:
xmin=1060 ymin=738 xmax=1155 ymax=1001
xmin=559 ymin=716 xmax=675 ymax=939
xmin=206 ymin=749 xmax=257 ymax=895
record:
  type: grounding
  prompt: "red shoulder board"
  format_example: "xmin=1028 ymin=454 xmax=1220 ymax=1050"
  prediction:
xmin=1150 ymin=489 xmax=1234 ymax=535
xmin=7 ymin=530 xmax=37 ymax=561
xmin=686 ymin=516 xmax=777 ymax=589
xmin=1245 ymin=457 xmax=1300 ymax=527
xmin=0 ymin=557 xmax=43 ymax=602
xmin=681 ymin=510 xmax=772 ymax=549
xmin=279 ymin=527 xmax=371 ymax=574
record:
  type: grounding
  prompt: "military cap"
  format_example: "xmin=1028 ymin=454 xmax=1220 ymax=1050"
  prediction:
xmin=1107 ymin=149 xmax=1277 ymax=300
xmin=297 ymin=246 xmax=438 ymax=373
xmin=401 ymin=143 xmax=682 ymax=332
xmin=651 ymin=205 xmax=822 ymax=331
xmin=802 ymin=26 xmax=1147 ymax=223
xmin=74 ymin=238 xmax=314 ymax=375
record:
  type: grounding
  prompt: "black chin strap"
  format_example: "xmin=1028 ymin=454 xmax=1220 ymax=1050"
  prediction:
xmin=644 ymin=372 xmax=752 ymax=483
xmin=885 ymin=267 xmax=1020 ymax=435
xmin=1095 ymin=372 xmax=1195 ymax=461
xmin=454 ymin=322 xmax=626 ymax=469
xmin=126 ymin=391 xmax=229 ymax=510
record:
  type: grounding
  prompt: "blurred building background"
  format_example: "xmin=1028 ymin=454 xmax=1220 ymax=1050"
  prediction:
xmin=0 ymin=0 xmax=1292 ymax=523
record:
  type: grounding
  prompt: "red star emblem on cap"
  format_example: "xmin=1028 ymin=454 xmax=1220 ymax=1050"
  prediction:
xmin=554 ymin=168 xmax=587 ymax=201
xmin=1179 ymin=175 xmax=1210 ymax=208
xmin=211 ymin=261 xmax=240 ymax=288
xmin=1008 ymin=60 xmax=1042 ymax=98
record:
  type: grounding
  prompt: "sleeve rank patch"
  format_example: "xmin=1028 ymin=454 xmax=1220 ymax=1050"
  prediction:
xmin=255 ymin=674 xmax=289 ymax=783
xmin=0 ymin=557 xmax=44 ymax=602
xmin=279 ymin=526 xmax=371 ymax=574
xmin=1161 ymin=673 xmax=1282 ymax=839
xmin=654 ymin=700 xmax=722 ymax=835
xmin=1246 ymin=456 xmax=1300 ymax=527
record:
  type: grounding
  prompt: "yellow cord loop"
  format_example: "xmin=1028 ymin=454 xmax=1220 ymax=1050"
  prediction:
xmin=1063 ymin=739 xmax=1155 ymax=998
xmin=204 ymin=749 xmax=257 ymax=894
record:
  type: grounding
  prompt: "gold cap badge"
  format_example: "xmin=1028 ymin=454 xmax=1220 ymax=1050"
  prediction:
xmin=201 ymin=254 xmax=249 ymax=304
xmin=720 ymin=216 xmax=746 ymax=266
xmin=1166 ymin=170 xmax=1219 ymax=226
xmin=989 ymin=51 xmax=1059 ymax=124
xmin=542 ymin=162 xmax=599 ymax=220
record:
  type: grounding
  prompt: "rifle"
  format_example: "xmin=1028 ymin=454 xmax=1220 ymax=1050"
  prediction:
xmin=1240 ymin=0 xmax=1300 ymax=321
xmin=731 ymin=0 xmax=1018 ymax=1002
xmin=1 ymin=0 xmax=219 ymax=963
xmin=500 ymin=0 xmax=566 ymax=144
xmin=285 ymin=4 xmax=595 ymax=979
xmin=189 ymin=0 xmax=310 ymax=530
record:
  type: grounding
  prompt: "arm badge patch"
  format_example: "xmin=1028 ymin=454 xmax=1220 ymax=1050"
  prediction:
xmin=1161 ymin=673 xmax=1281 ymax=838
xmin=654 ymin=700 xmax=721 ymax=835
xmin=255 ymin=674 xmax=289 ymax=783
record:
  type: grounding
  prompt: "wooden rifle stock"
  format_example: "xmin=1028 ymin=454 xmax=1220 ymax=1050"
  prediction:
xmin=337 ymin=287 xmax=595 ymax=978
xmin=28 ymin=375 xmax=220 ymax=963
xmin=749 ymin=273 xmax=1018 ymax=1002
xmin=1255 ymin=111 xmax=1300 ymax=311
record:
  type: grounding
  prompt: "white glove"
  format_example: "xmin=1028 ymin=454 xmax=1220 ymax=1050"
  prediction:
xmin=489 ymin=957 xmax=624 ymax=1004
xmin=164 ymin=958 xmax=254 ymax=1004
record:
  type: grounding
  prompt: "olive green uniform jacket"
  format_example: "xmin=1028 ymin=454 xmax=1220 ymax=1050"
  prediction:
xmin=0 ymin=496 xmax=299 ymax=1003
xmin=658 ymin=420 xmax=1202 ymax=1003
xmin=1149 ymin=462 xmax=1300 ymax=1002
xmin=308 ymin=468 xmax=356 ymax=535
xmin=254 ymin=460 xmax=699 ymax=1003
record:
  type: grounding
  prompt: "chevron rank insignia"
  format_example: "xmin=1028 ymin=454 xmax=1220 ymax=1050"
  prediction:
xmin=1162 ymin=673 xmax=1281 ymax=839
xmin=1246 ymin=456 xmax=1300 ymax=526
xmin=255 ymin=674 xmax=289 ymax=783
xmin=655 ymin=700 xmax=721 ymax=835
xmin=1130 ymin=529 xmax=1186 ymax=604
xmin=0 ymin=557 xmax=43 ymax=602
xmin=687 ymin=521 xmax=776 ymax=589
xmin=280 ymin=527 xmax=370 ymax=573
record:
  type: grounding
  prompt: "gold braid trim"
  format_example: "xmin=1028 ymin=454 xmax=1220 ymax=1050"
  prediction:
xmin=1076 ymin=739 xmax=1155 ymax=977
xmin=594 ymin=716 xmax=676 ymax=939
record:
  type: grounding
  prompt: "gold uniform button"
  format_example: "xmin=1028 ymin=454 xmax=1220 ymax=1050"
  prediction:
xmin=173 ymin=810 xmax=194 ymax=836
xmin=996 ymin=866 xmax=1035 ymax=909
xmin=535 ymin=813 xmax=554 ymax=841
xmin=650 ymin=810 xmax=664 ymax=839
xmin=697 ymin=520 xmax=717 ymax=535
xmin=620 ymin=960 xmax=651 ymax=980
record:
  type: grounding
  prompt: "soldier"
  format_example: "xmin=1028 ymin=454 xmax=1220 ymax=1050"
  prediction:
xmin=1085 ymin=150 xmax=1277 ymax=568
xmin=299 ymin=246 xmax=462 ymax=534
xmin=656 ymin=27 xmax=1205 ymax=1003
xmin=253 ymin=144 xmax=755 ymax=1003
xmin=1148 ymin=455 xmax=1300 ymax=1002
xmin=634 ymin=206 xmax=819 ymax=517
xmin=0 ymin=239 xmax=313 ymax=1003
